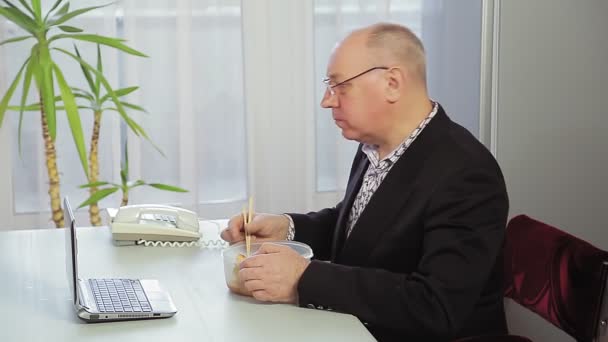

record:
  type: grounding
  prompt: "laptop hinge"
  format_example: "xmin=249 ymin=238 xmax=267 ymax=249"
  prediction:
xmin=76 ymin=278 xmax=91 ymax=310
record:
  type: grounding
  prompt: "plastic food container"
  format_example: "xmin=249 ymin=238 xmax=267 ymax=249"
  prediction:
xmin=221 ymin=241 xmax=314 ymax=296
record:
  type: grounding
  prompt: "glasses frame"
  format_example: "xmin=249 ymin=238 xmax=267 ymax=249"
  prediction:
xmin=323 ymin=66 xmax=389 ymax=96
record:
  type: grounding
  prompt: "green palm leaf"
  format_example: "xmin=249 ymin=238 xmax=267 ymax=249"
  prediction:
xmin=16 ymin=0 xmax=35 ymax=18
xmin=73 ymin=93 xmax=95 ymax=102
xmin=58 ymin=25 xmax=83 ymax=33
xmin=0 ymin=6 xmax=37 ymax=34
xmin=128 ymin=179 xmax=146 ymax=188
xmin=43 ymin=0 xmax=64 ymax=21
xmin=120 ymin=168 xmax=127 ymax=186
xmin=78 ymin=187 xmax=119 ymax=209
xmin=118 ymin=101 xmax=147 ymax=112
xmin=3 ymin=0 xmax=36 ymax=18
xmin=73 ymin=45 xmax=97 ymax=97
xmin=0 ymin=35 xmax=32 ymax=46
xmin=50 ymin=34 xmax=147 ymax=57
xmin=122 ymin=143 xmax=129 ymax=182
xmin=7 ymin=104 xmax=38 ymax=111
xmin=70 ymin=86 xmax=93 ymax=95
xmin=54 ymin=48 xmax=150 ymax=140
xmin=36 ymin=45 xmax=57 ymax=140
xmin=53 ymin=63 xmax=89 ymax=178
xmin=30 ymin=0 xmax=41 ymax=21
xmin=100 ymin=86 xmax=138 ymax=103
xmin=17 ymin=56 xmax=34 ymax=154
xmin=48 ymin=3 xmax=110 ymax=27
xmin=46 ymin=0 xmax=63 ymax=13
xmin=0 ymin=57 xmax=29 ymax=127
xmin=148 ymin=183 xmax=188 ymax=192
xmin=2 ymin=1 xmax=23 ymax=12
xmin=56 ymin=2 xmax=70 ymax=16
xmin=95 ymin=44 xmax=102 ymax=97
xmin=79 ymin=181 xmax=111 ymax=188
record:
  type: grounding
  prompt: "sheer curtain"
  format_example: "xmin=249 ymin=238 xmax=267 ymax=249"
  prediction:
xmin=120 ymin=0 xmax=247 ymax=219
xmin=0 ymin=1 xmax=246 ymax=228
xmin=313 ymin=0 xmax=484 ymax=196
xmin=0 ymin=0 xmax=487 ymax=229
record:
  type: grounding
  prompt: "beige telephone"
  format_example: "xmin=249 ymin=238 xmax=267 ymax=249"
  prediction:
xmin=111 ymin=204 xmax=201 ymax=245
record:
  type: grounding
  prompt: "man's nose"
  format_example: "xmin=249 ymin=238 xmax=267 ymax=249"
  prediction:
xmin=321 ymin=90 xmax=338 ymax=108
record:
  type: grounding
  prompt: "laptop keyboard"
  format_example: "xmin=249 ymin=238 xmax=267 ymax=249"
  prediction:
xmin=89 ymin=279 xmax=152 ymax=313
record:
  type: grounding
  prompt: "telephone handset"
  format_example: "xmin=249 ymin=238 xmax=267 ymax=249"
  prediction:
xmin=111 ymin=204 xmax=201 ymax=245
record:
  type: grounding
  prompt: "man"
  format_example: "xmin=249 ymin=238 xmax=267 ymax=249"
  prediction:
xmin=221 ymin=22 xmax=508 ymax=341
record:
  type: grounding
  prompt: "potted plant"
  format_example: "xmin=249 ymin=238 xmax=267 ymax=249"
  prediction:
xmin=71 ymin=45 xmax=184 ymax=225
xmin=79 ymin=144 xmax=188 ymax=211
xmin=0 ymin=0 xmax=149 ymax=227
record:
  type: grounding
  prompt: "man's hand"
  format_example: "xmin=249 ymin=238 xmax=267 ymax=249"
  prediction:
xmin=221 ymin=213 xmax=290 ymax=245
xmin=238 ymin=243 xmax=310 ymax=303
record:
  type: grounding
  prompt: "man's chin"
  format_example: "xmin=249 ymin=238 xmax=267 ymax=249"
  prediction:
xmin=334 ymin=121 xmax=359 ymax=141
xmin=339 ymin=129 xmax=358 ymax=141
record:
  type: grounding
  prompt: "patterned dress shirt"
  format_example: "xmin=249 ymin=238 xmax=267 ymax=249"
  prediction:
xmin=346 ymin=102 xmax=438 ymax=237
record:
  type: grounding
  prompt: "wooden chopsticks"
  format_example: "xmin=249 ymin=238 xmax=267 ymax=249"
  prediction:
xmin=242 ymin=197 xmax=253 ymax=256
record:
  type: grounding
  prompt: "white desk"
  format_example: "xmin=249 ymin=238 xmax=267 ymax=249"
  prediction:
xmin=0 ymin=221 xmax=375 ymax=342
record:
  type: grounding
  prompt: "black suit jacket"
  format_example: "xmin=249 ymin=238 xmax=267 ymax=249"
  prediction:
xmin=290 ymin=105 xmax=509 ymax=341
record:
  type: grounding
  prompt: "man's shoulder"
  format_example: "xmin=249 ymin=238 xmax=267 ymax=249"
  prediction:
xmin=445 ymin=121 xmax=493 ymax=161
xmin=424 ymin=109 xmax=503 ymax=178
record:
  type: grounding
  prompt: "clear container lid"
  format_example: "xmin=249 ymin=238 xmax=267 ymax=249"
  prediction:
xmin=222 ymin=240 xmax=313 ymax=259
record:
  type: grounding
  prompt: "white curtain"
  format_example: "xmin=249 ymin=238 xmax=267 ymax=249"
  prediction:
xmin=0 ymin=0 xmax=485 ymax=229
xmin=120 ymin=0 xmax=247 ymax=219
xmin=0 ymin=0 xmax=247 ymax=228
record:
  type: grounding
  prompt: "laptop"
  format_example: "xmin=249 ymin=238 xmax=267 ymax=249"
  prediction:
xmin=64 ymin=197 xmax=177 ymax=322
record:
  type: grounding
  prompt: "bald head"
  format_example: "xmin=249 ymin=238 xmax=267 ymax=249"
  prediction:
xmin=345 ymin=23 xmax=427 ymax=85
xmin=322 ymin=23 xmax=433 ymax=153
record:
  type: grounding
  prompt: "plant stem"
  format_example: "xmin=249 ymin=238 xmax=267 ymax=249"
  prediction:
xmin=40 ymin=95 xmax=64 ymax=228
xmin=121 ymin=189 xmax=129 ymax=207
xmin=88 ymin=110 xmax=102 ymax=226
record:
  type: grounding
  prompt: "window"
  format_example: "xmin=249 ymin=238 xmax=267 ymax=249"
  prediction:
xmin=313 ymin=0 xmax=483 ymax=192
xmin=120 ymin=1 xmax=247 ymax=206
xmin=0 ymin=0 xmax=486 ymax=229
xmin=0 ymin=1 xmax=247 ymax=227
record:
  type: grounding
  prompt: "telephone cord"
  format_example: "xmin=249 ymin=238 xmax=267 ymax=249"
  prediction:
xmin=136 ymin=239 xmax=228 ymax=248
xmin=136 ymin=218 xmax=228 ymax=248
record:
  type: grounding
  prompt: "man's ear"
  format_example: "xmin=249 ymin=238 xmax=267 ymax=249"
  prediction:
xmin=385 ymin=68 xmax=405 ymax=103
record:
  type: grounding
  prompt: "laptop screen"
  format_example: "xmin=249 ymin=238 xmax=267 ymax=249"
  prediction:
xmin=64 ymin=197 xmax=79 ymax=306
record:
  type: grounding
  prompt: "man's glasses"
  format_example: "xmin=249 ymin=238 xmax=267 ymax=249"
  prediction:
xmin=323 ymin=66 xmax=389 ymax=96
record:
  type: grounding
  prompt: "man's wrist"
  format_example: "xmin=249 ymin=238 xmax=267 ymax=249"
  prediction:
xmin=282 ymin=214 xmax=295 ymax=241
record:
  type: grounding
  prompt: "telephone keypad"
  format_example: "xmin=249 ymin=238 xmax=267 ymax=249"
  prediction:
xmin=152 ymin=214 xmax=177 ymax=225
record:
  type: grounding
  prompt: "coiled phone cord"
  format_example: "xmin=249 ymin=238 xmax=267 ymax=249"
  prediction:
xmin=134 ymin=219 xmax=228 ymax=248
xmin=136 ymin=239 xmax=228 ymax=248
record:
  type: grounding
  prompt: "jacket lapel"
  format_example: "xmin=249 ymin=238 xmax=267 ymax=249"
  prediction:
xmin=330 ymin=151 xmax=368 ymax=261
xmin=336 ymin=108 xmax=449 ymax=265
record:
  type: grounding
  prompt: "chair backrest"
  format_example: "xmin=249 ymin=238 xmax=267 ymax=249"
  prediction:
xmin=504 ymin=215 xmax=608 ymax=342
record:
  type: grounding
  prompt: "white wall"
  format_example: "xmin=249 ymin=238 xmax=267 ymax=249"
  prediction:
xmin=495 ymin=0 xmax=608 ymax=341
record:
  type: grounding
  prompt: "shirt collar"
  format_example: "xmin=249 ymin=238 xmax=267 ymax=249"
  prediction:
xmin=362 ymin=101 xmax=438 ymax=168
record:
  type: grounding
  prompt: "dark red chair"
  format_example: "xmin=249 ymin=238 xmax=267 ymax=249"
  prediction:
xmin=454 ymin=215 xmax=608 ymax=342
